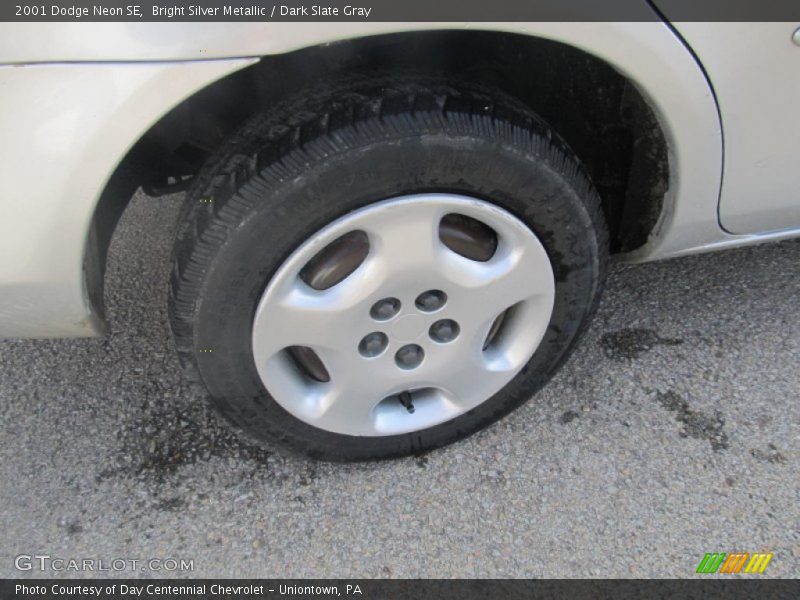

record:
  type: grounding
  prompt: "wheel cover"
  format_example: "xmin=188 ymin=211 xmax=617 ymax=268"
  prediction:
xmin=251 ymin=194 xmax=555 ymax=436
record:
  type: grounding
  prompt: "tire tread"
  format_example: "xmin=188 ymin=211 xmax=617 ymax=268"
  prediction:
xmin=168 ymin=75 xmax=608 ymax=457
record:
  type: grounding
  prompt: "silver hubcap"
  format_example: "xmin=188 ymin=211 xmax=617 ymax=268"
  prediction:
xmin=252 ymin=194 xmax=555 ymax=436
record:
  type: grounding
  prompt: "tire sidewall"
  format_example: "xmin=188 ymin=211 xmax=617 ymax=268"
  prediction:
xmin=191 ymin=126 xmax=603 ymax=460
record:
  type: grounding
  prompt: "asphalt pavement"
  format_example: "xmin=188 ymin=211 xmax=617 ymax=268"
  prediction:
xmin=0 ymin=191 xmax=798 ymax=578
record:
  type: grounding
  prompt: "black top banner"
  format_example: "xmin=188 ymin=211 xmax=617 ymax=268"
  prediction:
xmin=3 ymin=0 xmax=800 ymax=22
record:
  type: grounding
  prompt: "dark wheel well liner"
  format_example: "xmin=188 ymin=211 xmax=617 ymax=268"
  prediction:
xmin=89 ymin=30 xmax=668 ymax=322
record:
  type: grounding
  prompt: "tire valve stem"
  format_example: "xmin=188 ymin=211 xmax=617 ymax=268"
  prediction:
xmin=398 ymin=391 xmax=415 ymax=414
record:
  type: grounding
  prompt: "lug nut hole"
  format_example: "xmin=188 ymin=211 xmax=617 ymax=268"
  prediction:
xmin=415 ymin=290 xmax=447 ymax=312
xmin=359 ymin=332 xmax=388 ymax=358
xmin=370 ymin=297 xmax=401 ymax=321
xmin=395 ymin=344 xmax=425 ymax=370
xmin=429 ymin=319 xmax=460 ymax=343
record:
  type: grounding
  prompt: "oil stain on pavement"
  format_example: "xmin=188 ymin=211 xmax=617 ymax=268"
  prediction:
xmin=0 ymin=192 xmax=798 ymax=578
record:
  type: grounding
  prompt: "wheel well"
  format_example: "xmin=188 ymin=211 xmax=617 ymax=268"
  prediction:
xmin=91 ymin=29 xmax=668 ymax=315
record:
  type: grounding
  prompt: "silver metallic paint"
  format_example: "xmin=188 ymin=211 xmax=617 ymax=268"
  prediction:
xmin=0 ymin=21 xmax=795 ymax=338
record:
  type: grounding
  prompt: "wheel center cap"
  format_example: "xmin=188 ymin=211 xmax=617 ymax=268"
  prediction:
xmin=391 ymin=314 xmax=426 ymax=342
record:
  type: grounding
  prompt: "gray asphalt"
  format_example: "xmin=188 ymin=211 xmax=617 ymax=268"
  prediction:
xmin=1 ymin=191 xmax=798 ymax=579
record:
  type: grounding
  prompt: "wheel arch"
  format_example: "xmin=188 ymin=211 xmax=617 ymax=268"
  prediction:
xmin=86 ymin=25 xmax=720 ymax=335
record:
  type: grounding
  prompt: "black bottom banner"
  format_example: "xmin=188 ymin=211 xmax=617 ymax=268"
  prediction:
xmin=1 ymin=579 xmax=797 ymax=600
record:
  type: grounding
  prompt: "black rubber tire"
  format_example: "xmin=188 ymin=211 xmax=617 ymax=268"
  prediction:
xmin=168 ymin=77 xmax=608 ymax=461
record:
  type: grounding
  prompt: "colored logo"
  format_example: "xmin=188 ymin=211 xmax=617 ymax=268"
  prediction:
xmin=696 ymin=552 xmax=773 ymax=574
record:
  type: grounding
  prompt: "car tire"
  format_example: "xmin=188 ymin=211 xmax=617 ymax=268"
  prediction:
xmin=168 ymin=77 xmax=608 ymax=461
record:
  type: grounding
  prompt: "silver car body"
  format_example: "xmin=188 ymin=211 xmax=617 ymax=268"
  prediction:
xmin=0 ymin=21 xmax=798 ymax=338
